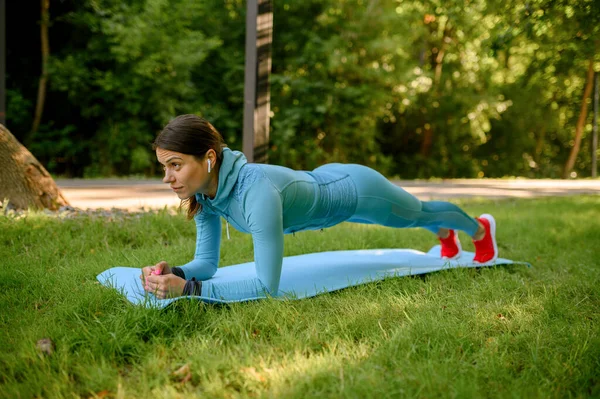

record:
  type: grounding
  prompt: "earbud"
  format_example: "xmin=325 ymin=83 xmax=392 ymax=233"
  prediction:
xmin=207 ymin=159 xmax=212 ymax=174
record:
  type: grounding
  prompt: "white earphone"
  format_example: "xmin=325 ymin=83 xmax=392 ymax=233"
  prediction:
xmin=207 ymin=159 xmax=212 ymax=173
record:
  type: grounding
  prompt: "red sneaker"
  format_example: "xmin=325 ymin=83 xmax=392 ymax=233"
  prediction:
xmin=473 ymin=214 xmax=498 ymax=264
xmin=439 ymin=229 xmax=462 ymax=260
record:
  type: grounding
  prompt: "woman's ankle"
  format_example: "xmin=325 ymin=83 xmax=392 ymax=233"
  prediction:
xmin=472 ymin=222 xmax=485 ymax=241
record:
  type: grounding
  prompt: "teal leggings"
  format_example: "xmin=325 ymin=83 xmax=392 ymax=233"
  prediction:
xmin=315 ymin=164 xmax=480 ymax=237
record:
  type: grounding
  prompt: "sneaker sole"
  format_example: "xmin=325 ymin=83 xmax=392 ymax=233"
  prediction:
xmin=475 ymin=213 xmax=498 ymax=264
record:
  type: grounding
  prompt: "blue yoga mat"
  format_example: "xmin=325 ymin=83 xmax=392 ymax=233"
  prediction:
xmin=97 ymin=246 xmax=529 ymax=308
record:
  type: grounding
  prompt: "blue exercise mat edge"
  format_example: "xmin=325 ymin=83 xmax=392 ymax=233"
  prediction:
xmin=97 ymin=245 xmax=530 ymax=308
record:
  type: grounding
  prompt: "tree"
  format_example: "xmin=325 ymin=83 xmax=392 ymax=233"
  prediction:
xmin=5 ymin=0 xmax=599 ymax=178
xmin=0 ymin=124 xmax=69 ymax=210
xmin=31 ymin=0 xmax=50 ymax=135
xmin=563 ymin=59 xmax=596 ymax=178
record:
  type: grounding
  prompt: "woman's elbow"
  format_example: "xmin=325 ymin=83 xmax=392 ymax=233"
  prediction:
xmin=199 ymin=262 xmax=218 ymax=280
xmin=261 ymin=277 xmax=280 ymax=297
xmin=182 ymin=259 xmax=219 ymax=280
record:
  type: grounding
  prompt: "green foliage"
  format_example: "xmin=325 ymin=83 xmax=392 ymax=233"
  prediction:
xmin=4 ymin=0 xmax=600 ymax=177
xmin=269 ymin=0 xmax=402 ymax=173
xmin=27 ymin=123 xmax=82 ymax=173
xmin=474 ymin=0 xmax=600 ymax=178
xmin=1 ymin=197 xmax=599 ymax=397
xmin=47 ymin=0 xmax=223 ymax=176
xmin=5 ymin=89 xmax=32 ymax=131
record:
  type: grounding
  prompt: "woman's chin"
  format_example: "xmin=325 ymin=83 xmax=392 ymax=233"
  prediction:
xmin=175 ymin=191 xmax=190 ymax=200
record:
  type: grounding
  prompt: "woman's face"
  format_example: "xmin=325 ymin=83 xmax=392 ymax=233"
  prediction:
xmin=156 ymin=147 xmax=213 ymax=199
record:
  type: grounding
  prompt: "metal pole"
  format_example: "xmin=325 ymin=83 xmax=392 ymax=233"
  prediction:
xmin=592 ymin=72 xmax=598 ymax=178
xmin=243 ymin=0 xmax=272 ymax=164
xmin=0 ymin=0 xmax=6 ymax=126
xmin=242 ymin=0 xmax=257 ymax=163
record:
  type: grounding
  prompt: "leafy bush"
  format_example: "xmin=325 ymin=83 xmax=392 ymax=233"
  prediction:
xmin=5 ymin=0 xmax=599 ymax=177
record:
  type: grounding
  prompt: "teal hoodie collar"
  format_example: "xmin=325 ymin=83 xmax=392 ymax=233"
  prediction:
xmin=199 ymin=148 xmax=247 ymax=209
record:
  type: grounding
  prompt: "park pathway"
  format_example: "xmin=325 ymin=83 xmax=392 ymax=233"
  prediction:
xmin=55 ymin=178 xmax=600 ymax=211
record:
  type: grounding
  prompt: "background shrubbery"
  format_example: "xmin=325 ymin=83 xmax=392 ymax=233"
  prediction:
xmin=5 ymin=0 xmax=599 ymax=178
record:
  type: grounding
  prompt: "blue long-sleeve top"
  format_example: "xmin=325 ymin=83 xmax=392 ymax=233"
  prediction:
xmin=177 ymin=148 xmax=358 ymax=300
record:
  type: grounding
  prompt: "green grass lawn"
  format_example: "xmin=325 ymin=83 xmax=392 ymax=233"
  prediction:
xmin=1 ymin=196 xmax=599 ymax=398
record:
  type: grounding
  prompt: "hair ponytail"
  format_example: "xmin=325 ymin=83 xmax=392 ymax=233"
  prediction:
xmin=180 ymin=196 xmax=199 ymax=220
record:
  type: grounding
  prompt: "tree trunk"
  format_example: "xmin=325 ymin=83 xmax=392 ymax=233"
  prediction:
xmin=0 ymin=124 xmax=69 ymax=210
xmin=592 ymin=72 xmax=599 ymax=178
xmin=562 ymin=58 xmax=595 ymax=179
xmin=420 ymin=124 xmax=433 ymax=157
xmin=31 ymin=0 xmax=50 ymax=135
xmin=421 ymin=21 xmax=451 ymax=158
xmin=534 ymin=127 xmax=546 ymax=163
xmin=242 ymin=0 xmax=272 ymax=163
xmin=0 ymin=0 xmax=6 ymax=126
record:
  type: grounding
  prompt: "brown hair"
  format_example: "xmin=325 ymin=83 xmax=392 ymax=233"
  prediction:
xmin=153 ymin=114 xmax=227 ymax=219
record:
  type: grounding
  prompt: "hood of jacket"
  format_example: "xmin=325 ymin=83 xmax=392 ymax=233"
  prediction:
xmin=202 ymin=147 xmax=247 ymax=210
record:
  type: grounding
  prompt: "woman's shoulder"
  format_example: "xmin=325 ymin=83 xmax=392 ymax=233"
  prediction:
xmin=238 ymin=163 xmax=268 ymax=183
xmin=235 ymin=163 xmax=313 ymax=201
xmin=233 ymin=164 xmax=270 ymax=201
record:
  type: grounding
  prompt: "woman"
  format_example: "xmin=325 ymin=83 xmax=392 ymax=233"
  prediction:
xmin=141 ymin=114 xmax=498 ymax=300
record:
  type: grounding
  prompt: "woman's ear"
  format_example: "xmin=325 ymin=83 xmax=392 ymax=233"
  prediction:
xmin=206 ymin=149 xmax=217 ymax=165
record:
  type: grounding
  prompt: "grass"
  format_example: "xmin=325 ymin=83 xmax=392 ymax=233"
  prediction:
xmin=1 ymin=196 xmax=599 ymax=398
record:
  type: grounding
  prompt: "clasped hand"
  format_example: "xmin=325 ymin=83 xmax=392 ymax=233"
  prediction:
xmin=140 ymin=261 xmax=186 ymax=299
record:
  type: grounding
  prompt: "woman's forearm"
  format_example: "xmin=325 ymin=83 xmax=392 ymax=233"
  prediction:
xmin=178 ymin=258 xmax=218 ymax=281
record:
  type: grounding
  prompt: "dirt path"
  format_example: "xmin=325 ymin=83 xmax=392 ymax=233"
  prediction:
xmin=55 ymin=178 xmax=600 ymax=211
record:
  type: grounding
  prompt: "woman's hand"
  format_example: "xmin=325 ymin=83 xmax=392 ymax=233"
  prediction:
xmin=139 ymin=261 xmax=185 ymax=299
xmin=144 ymin=273 xmax=187 ymax=299
xmin=140 ymin=260 xmax=172 ymax=283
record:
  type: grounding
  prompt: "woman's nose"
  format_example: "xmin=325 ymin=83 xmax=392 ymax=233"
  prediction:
xmin=163 ymin=171 xmax=174 ymax=184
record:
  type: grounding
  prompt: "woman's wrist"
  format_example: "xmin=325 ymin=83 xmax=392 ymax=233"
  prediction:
xmin=171 ymin=267 xmax=186 ymax=279
xmin=182 ymin=278 xmax=202 ymax=296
